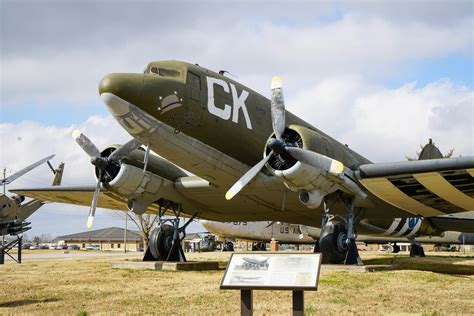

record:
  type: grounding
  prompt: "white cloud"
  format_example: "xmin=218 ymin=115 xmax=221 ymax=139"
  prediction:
xmin=341 ymin=81 xmax=472 ymax=161
xmin=290 ymin=77 xmax=473 ymax=162
xmin=0 ymin=116 xmax=131 ymax=187
xmin=2 ymin=7 xmax=472 ymax=105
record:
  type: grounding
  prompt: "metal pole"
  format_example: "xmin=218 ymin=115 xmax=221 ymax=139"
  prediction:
xmin=463 ymin=234 xmax=465 ymax=255
xmin=124 ymin=211 xmax=128 ymax=253
xmin=240 ymin=290 xmax=253 ymax=316
xmin=292 ymin=291 xmax=304 ymax=316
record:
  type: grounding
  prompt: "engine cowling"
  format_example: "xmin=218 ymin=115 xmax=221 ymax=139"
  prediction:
xmin=95 ymin=146 xmax=187 ymax=214
xmin=264 ymin=125 xmax=361 ymax=207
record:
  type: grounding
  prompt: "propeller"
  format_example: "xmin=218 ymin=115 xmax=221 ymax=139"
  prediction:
xmin=225 ymin=76 xmax=345 ymax=200
xmin=72 ymin=129 xmax=142 ymax=228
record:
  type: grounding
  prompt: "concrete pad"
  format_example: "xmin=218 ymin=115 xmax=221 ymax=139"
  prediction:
xmin=322 ymin=264 xmax=397 ymax=272
xmin=111 ymin=260 xmax=220 ymax=271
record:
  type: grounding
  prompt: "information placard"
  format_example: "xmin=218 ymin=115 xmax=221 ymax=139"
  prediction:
xmin=220 ymin=253 xmax=322 ymax=290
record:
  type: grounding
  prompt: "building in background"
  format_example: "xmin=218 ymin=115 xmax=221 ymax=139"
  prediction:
xmin=55 ymin=227 xmax=143 ymax=251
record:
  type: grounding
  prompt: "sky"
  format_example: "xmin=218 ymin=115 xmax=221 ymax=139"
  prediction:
xmin=1 ymin=0 xmax=473 ymax=239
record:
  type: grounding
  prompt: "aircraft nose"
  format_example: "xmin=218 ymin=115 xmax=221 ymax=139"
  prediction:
xmin=99 ymin=73 xmax=144 ymax=117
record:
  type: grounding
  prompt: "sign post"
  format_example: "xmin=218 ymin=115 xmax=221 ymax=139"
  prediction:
xmin=220 ymin=253 xmax=322 ymax=315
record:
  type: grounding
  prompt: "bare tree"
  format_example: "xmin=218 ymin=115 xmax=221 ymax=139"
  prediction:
xmin=40 ymin=233 xmax=52 ymax=243
xmin=126 ymin=212 xmax=160 ymax=250
xmin=113 ymin=211 xmax=160 ymax=250
xmin=32 ymin=236 xmax=40 ymax=246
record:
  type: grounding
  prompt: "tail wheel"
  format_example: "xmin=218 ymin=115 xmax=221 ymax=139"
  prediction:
xmin=319 ymin=221 xmax=348 ymax=264
xmin=149 ymin=224 xmax=175 ymax=260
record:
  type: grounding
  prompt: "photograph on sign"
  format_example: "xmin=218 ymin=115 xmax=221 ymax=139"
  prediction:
xmin=221 ymin=253 xmax=321 ymax=289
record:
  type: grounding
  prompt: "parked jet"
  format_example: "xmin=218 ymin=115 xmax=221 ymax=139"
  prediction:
xmin=12 ymin=60 xmax=474 ymax=264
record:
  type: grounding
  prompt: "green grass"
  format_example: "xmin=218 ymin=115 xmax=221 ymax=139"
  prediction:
xmin=0 ymin=251 xmax=473 ymax=315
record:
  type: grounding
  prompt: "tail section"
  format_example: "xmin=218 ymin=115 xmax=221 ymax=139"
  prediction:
xmin=418 ymin=138 xmax=444 ymax=160
xmin=17 ymin=162 xmax=65 ymax=220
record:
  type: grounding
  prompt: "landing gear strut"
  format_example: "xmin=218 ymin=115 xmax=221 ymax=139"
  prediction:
xmin=318 ymin=193 xmax=363 ymax=265
xmin=143 ymin=202 xmax=196 ymax=262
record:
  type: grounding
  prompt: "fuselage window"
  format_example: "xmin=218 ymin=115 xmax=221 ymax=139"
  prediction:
xmin=188 ymin=72 xmax=201 ymax=101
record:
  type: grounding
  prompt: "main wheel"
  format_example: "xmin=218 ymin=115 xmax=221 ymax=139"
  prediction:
xmin=149 ymin=224 xmax=175 ymax=260
xmin=319 ymin=221 xmax=348 ymax=264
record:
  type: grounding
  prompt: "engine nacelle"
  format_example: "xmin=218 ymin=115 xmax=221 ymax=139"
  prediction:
xmin=272 ymin=161 xmax=339 ymax=197
xmin=264 ymin=125 xmax=368 ymax=205
xmin=107 ymin=164 xmax=166 ymax=213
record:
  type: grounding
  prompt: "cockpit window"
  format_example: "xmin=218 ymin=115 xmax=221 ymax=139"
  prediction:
xmin=147 ymin=66 xmax=181 ymax=78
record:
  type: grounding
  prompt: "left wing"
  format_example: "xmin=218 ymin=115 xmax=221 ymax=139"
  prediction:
xmin=356 ymin=156 xmax=474 ymax=216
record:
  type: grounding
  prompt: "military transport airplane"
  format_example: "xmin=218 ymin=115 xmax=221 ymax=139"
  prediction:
xmin=12 ymin=60 xmax=474 ymax=264
xmin=201 ymin=219 xmax=474 ymax=255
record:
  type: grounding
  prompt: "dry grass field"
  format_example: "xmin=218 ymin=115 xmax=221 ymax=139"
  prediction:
xmin=1 ymin=251 xmax=473 ymax=315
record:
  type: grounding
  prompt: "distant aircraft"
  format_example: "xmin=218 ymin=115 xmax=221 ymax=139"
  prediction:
xmin=13 ymin=60 xmax=474 ymax=264
xmin=201 ymin=219 xmax=474 ymax=256
xmin=0 ymin=155 xmax=62 ymax=236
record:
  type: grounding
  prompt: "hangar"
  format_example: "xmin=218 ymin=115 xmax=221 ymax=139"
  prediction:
xmin=55 ymin=227 xmax=144 ymax=251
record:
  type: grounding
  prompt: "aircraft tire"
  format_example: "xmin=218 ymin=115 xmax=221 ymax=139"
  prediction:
xmin=319 ymin=221 xmax=348 ymax=264
xmin=149 ymin=224 xmax=175 ymax=260
xmin=226 ymin=242 xmax=234 ymax=251
xmin=392 ymin=244 xmax=400 ymax=253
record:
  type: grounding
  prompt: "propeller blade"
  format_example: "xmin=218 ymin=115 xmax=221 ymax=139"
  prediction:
xmin=285 ymin=147 xmax=344 ymax=175
xmin=143 ymin=145 xmax=150 ymax=173
xmin=226 ymin=152 xmax=274 ymax=200
xmin=271 ymin=76 xmax=286 ymax=140
xmin=108 ymin=138 xmax=142 ymax=162
xmin=87 ymin=169 xmax=102 ymax=228
xmin=72 ymin=130 xmax=100 ymax=158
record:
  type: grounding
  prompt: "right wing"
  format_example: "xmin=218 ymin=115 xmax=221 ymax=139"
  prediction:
xmin=11 ymin=185 xmax=160 ymax=213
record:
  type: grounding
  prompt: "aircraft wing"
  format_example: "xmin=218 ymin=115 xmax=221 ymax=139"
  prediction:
xmin=356 ymin=156 xmax=474 ymax=217
xmin=10 ymin=186 xmax=160 ymax=214
xmin=428 ymin=215 xmax=474 ymax=233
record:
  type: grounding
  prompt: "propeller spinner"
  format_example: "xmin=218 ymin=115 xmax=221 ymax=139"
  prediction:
xmin=225 ymin=76 xmax=345 ymax=200
xmin=72 ymin=129 xmax=141 ymax=228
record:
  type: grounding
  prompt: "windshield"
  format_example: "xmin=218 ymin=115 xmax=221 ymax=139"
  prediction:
xmin=146 ymin=66 xmax=181 ymax=78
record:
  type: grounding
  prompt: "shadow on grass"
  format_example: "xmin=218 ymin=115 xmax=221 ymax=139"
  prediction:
xmin=0 ymin=298 xmax=61 ymax=307
xmin=363 ymin=255 xmax=474 ymax=275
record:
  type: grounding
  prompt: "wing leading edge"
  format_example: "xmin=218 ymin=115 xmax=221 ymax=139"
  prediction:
xmin=356 ymin=157 xmax=474 ymax=217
